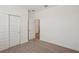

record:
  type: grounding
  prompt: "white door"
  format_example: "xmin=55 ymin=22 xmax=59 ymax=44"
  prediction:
xmin=29 ymin=12 xmax=35 ymax=40
xmin=0 ymin=13 xmax=9 ymax=51
xmin=9 ymin=15 xmax=21 ymax=47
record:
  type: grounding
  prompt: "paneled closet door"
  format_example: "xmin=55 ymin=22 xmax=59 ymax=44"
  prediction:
xmin=0 ymin=13 xmax=9 ymax=51
xmin=9 ymin=15 xmax=21 ymax=47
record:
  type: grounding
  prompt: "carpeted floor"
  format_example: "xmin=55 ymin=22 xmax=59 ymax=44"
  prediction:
xmin=1 ymin=39 xmax=78 ymax=53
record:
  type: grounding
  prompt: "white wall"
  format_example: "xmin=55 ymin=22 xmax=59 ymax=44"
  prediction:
xmin=37 ymin=6 xmax=79 ymax=51
xmin=0 ymin=13 xmax=9 ymax=51
xmin=0 ymin=5 xmax=28 ymax=51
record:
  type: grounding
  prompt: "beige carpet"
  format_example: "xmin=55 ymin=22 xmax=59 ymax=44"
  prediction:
xmin=1 ymin=39 xmax=78 ymax=53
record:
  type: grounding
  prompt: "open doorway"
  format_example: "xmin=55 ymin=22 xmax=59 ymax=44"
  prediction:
xmin=28 ymin=10 xmax=40 ymax=41
xmin=35 ymin=19 xmax=40 ymax=40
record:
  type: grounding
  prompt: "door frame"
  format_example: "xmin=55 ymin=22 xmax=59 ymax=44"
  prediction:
xmin=27 ymin=10 xmax=30 ymax=41
xmin=27 ymin=10 xmax=40 ymax=41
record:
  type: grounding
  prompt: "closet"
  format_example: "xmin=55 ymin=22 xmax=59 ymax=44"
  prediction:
xmin=0 ymin=13 xmax=21 ymax=51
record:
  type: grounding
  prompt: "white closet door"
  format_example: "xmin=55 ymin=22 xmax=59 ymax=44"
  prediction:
xmin=9 ymin=15 xmax=21 ymax=47
xmin=0 ymin=13 xmax=9 ymax=51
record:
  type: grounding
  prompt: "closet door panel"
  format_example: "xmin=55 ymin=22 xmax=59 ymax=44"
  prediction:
xmin=9 ymin=16 xmax=21 ymax=47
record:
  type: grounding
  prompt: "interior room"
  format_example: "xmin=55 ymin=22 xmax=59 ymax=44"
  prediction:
xmin=0 ymin=5 xmax=79 ymax=53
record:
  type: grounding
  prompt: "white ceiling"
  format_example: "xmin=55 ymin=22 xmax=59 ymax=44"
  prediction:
xmin=0 ymin=5 xmax=56 ymax=12
xmin=21 ymin=5 xmax=56 ymax=12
